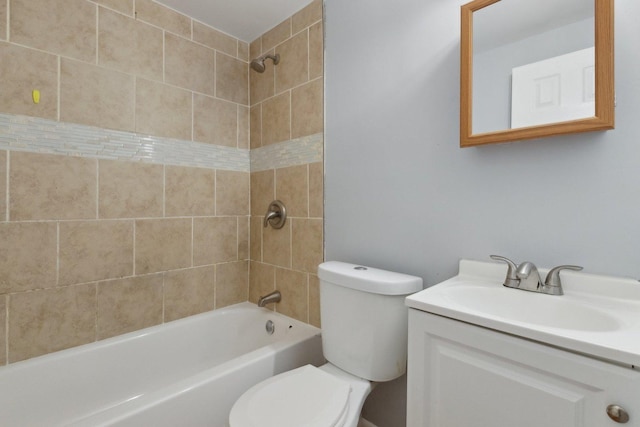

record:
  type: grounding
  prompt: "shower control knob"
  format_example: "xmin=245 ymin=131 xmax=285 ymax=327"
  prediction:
xmin=606 ymin=404 xmax=629 ymax=423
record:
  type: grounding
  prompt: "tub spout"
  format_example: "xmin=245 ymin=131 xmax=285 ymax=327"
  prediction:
xmin=258 ymin=290 xmax=281 ymax=308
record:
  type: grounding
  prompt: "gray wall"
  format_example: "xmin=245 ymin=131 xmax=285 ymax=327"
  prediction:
xmin=324 ymin=1 xmax=640 ymax=424
xmin=325 ymin=0 xmax=640 ymax=286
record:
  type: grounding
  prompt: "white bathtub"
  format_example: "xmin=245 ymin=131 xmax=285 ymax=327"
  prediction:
xmin=0 ymin=302 xmax=324 ymax=426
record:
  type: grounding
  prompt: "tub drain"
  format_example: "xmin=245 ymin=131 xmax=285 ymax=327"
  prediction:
xmin=265 ymin=320 xmax=275 ymax=335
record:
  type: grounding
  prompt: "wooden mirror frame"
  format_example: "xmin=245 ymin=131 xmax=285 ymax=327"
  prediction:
xmin=460 ymin=0 xmax=614 ymax=147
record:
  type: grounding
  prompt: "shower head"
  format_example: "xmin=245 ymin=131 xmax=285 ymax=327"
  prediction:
xmin=250 ymin=53 xmax=280 ymax=73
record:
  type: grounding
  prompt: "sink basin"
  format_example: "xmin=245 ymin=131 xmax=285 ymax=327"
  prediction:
xmin=406 ymin=259 xmax=640 ymax=366
xmin=443 ymin=285 xmax=620 ymax=332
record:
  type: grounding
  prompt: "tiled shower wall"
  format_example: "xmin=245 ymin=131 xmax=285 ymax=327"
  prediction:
xmin=0 ymin=0 xmax=324 ymax=365
xmin=0 ymin=0 xmax=254 ymax=364
xmin=248 ymin=0 xmax=324 ymax=327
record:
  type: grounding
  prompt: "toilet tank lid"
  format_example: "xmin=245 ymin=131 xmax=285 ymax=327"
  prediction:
xmin=318 ymin=261 xmax=423 ymax=295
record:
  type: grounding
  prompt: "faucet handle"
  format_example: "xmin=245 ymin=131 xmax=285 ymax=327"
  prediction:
xmin=544 ymin=265 xmax=583 ymax=289
xmin=490 ymin=255 xmax=519 ymax=288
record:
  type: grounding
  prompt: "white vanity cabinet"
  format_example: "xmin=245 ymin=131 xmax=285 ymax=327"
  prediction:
xmin=406 ymin=309 xmax=640 ymax=427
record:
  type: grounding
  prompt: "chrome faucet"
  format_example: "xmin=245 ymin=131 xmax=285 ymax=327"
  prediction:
xmin=258 ymin=290 xmax=281 ymax=307
xmin=490 ymin=255 xmax=583 ymax=295
xmin=515 ymin=261 xmax=543 ymax=292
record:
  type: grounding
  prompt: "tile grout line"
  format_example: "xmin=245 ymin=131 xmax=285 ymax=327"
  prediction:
xmin=95 ymin=4 xmax=99 ymax=65
xmin=5 ymin=0 xmax=9 ymax=41
xmin=5 ymin=151 xmax=9 ymax=221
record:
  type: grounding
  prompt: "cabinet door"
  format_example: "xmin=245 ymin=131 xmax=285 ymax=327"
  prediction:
xmin=407 ymin=310 xmax=640 ymax=427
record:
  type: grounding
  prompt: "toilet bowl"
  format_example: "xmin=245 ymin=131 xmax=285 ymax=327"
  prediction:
xmin=229 ymin=261 xmax=423 ymax=427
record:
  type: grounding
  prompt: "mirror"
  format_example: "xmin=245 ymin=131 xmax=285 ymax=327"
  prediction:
xmin=460 ymin=0 xmax=614 ymax=147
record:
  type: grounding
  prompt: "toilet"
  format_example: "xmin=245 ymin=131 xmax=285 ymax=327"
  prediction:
xmin=229 ymin=261 xmax=423 ymax=427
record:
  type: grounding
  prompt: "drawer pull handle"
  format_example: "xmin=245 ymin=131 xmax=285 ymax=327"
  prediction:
xmin=607 ymin=404 xmax=629 ymax=423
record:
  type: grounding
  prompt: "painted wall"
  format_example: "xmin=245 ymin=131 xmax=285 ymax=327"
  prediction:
xmin=325 ymin=0 xmax=640 ymax=425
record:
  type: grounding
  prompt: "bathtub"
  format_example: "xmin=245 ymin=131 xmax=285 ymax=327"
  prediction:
xmin=0 ymin=302 xmax=324 ymax=426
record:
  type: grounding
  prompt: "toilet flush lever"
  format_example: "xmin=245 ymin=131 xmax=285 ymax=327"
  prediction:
xmin=263 ymin=200 xmax=287 ymax=229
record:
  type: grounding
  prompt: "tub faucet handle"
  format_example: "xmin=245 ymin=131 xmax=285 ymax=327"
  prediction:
xmin=263 ymin=200 xmax=287 ymax=229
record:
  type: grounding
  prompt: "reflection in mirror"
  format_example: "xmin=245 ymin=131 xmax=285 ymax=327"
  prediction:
xmin=473 ymin=0 xmax=594 ymax=134
xmin=460 ymin=0 xmax=614 ymax=147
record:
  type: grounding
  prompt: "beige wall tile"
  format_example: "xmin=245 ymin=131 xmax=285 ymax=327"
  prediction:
xmin=164 ymin=266 xmax=215 ymax=322
xmin=0 ymin=151 xmax=5 ymax=220
xmin=94 ymin=0 xmax=133 ymax=16
xmin=61 ymin=58 xmax=135 ymax=132
xmin=250 ymin=216 xmax=263 ymax=261
xmin=98 ymin=7 xmax=163 ymax=81
xmin=309 ymin=22 xmax=324 ymax=80
xmin=251 ymin=170 xmax=275 ymax=216
xmin=263 ymin=221 xmax=291 ymax=268
xmin=216 ymin=170 xmax=250 ymax=215
xmin=262 ymin=19 xmax=291 ymax=53
xmin=309 ymin=274 xmax=321 ymax=327
xmin=275 ymin=31 xmax=309 ymax=94
xmin=262 ymin=92 xmax=291 ymax=145
xmin=215 ymin=260 xmax=248 ymax=308
xmin=250 ymin=59 xmax=274 ymax=105
xmin=238 ymin=106 xmax=250 ymax=150
xmin=97 ymin=274 xmax=162 ymax=339
xmin=238 ymin=216 xmax=249 ymax=260
xmin=249 ymin=261 xmax=275 ymax=305
xmin=216 ymin=53 xmax=249 ymax=105
xmin=134 ymin=0 xmax=190 ymax=38
xmin=165 ymin=33 xmax=215 ymax=95
xmin=0 ymin=1 xmax=6 ymax=40
xmin=193 ymin=21 xmax=237 ymax=57
xmin=98 ymin=160 xmax=163 ymax=219
xmin=238 ymin=41 xmax=249 ymax=61
xmin=0 ymin=42 xmax=58 ymax=120
xmin=59 ymin=220 xmax=134 ymax=285
xmin=275 ymin=268 xmax=307 ymax=322
xmin=193 ymin=217 xmax=237 ymax=265
xmin=193 ymin=94 xmax=238 ymax=147
xmin=10 ymin=152 xmax=96 ymax=221
xmin=135 ymin=78 xmax=192 ymax=140
xmin=0 ymin=296 xmax=5 ymax=365
xmin=292 ymin=218 xmax=323 ymax=273
xmin=292 ymin=0 xmax=323 ymax=34
xmin=9 ymin=284 xmax=96 ymax=362
xmin=135 ymin=218 xmax=192 ymax=274
xmin=0 ymin=222 xmax=57 ymax=294
xmin=276 ymin=164 xmax=309 ymax=217
xmin=309 ymin=162 xmax=324 ymax=218
xmin=250 ymin=104 xmax=262 ymax=149
xmin=11 ymin=0 xmax=96 ymax=62
xmin=250 ymin=39 xmax=261 ymax=60
xmin=291 ymin=78 xmax=323 ymax=139
xmin=165 ymin=165 xmax=215 ymax=217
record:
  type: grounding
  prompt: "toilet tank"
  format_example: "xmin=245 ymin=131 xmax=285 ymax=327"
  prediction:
xmin=318 ymin=261 xmax=423 ymax=382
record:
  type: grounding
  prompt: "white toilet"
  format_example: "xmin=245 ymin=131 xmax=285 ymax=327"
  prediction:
xmin=229 ymin=261 xmax=423 ymax=427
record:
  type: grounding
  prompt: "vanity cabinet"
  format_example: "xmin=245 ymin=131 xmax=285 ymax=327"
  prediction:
xmin=407 ymin=310 xmax=640 ymax=427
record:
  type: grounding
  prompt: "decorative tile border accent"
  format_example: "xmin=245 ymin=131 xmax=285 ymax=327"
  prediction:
xmin=0 ymin=114 xmax=250 ymax=172
xmin=0 ymin=114 xmax=324 ymax=172
xmin=250 ymin=133 xmax=324 ymax=171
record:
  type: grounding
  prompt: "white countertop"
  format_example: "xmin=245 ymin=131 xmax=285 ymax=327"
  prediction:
xmin=406 ymin=259 xmax=640 ymax=366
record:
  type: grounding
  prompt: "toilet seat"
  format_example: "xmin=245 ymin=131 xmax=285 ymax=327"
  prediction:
xmin=229 ymin=365 xmax=352 ymax=427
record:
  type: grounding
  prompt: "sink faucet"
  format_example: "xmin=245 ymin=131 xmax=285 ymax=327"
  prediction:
xmin=490 ymin=255 xmax=583 ymax=296
xmin=258 ymin=290 xmax=281 ymax=307
xmin=515 ymin=261 xmax=543 ymax=292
